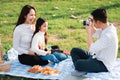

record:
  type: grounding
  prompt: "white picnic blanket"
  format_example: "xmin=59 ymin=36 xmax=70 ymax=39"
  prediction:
xmin=0 ymin=48 xmax=120 ymax=80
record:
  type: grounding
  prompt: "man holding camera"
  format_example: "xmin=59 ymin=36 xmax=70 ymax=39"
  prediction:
xmin=71 ymin=8 xmax=118 ymax=76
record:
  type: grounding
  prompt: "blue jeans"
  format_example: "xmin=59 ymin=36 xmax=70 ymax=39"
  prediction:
xmin=41 ymin=52 xmax=68 ymax=63
xmin=70 ymin=48 xmax=108 ymax=72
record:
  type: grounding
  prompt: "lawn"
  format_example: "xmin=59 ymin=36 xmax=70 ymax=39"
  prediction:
xmin=0 ymin=0 xmax=120 ymax=79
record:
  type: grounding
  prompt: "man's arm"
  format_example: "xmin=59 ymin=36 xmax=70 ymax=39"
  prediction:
xmin=86 ymin=20 xmax=96 ymax=48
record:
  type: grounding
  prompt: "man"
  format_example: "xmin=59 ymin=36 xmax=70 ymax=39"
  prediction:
xmin=71 ymin=8 xmax=118 ymax=76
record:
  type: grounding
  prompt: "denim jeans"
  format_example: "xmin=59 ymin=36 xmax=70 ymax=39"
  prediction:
xmin=71 ymin=48 xmax=108 ymax=72
xmin=41 ymin=52 xmax=68 ymax=63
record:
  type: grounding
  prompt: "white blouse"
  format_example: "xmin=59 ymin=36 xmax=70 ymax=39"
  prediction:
xmin=13 ymin=24 xmax=34 ymax=55
xmin=31 ymin=31 xmax=47 ymax=56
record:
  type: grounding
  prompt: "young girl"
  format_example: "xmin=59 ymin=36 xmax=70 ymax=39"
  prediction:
xmin=31 ymin=18 xmax=68 ymax=63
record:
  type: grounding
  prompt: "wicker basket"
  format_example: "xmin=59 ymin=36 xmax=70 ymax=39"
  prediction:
xmin=0 ymin=37 xmax=4 ymax=64
xmin=0 ymin=37 xmax=10 ymax=72
xmin=0 ymin=43 xmax=4 ymax=64
xmin=0 ymin=62 xmax=10 ymax=72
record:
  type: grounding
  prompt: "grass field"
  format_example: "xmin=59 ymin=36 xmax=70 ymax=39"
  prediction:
xmin=0 ymin=0 xmax=120 ymax=79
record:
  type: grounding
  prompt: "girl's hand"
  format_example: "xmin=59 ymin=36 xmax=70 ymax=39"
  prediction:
xmin=46 ymin=50 xmax=51 ymax=54
xmin=38 ymin=45 xmax=45 ymax=50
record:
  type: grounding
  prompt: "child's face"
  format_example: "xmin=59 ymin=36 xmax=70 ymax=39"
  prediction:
xmin=39 ymin=22 xmax=48 ymax=32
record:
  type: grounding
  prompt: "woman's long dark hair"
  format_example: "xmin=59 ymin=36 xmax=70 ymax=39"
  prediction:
xmin=33 ymin=18 xmax=48 ymax=45
xmin=15 ymin=5 xmax=36 ymax=27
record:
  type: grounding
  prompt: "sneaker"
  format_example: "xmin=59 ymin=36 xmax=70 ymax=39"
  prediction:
xmin=71 ymin=70 xmax=87 ymax=77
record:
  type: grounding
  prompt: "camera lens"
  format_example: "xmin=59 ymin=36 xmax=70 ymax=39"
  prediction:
xmin=83 ymin=18 xmax=91 ymax=26
xmin=83 ymin=21 xmax=86 ymax=26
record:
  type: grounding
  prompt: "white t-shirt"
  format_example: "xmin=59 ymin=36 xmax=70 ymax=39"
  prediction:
xmin=89 ymin=24 xmax=118 ymax=71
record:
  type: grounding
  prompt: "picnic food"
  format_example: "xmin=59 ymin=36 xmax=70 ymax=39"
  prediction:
xmin=28 ymin=65 xmax=42 ymax=73
xmin=28 ymin=65 xmax=60 ymax=75
xmin=40 ymin=67 xmax=60 ymax=75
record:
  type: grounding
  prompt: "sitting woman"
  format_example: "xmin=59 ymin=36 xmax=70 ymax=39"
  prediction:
xmin=13 ymin=5 xmax=49 ymax=66
xmin=31 ymin=17 xmax=68 ymax=63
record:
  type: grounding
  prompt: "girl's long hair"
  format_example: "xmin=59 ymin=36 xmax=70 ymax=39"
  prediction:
xmin=33 ymin=18 xmax=48 ymax=45
xmin=15 ymin=5 xmax=36 ymax=27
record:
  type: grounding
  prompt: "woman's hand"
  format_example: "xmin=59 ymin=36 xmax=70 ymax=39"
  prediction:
xmin=28 ymin=50 xmax=35 ymax=55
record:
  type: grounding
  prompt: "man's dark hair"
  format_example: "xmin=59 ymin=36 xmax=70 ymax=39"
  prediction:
xmin=91 ymin=8 xmax=107 ymax=23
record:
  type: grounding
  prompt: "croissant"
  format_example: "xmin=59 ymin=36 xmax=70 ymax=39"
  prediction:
xmin=28 ymin=65 xmax=42 ymax=73
xmin=28 ymin=65 xmax=60 ymax=75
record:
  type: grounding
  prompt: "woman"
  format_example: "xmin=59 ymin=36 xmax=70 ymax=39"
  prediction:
xmin=31 ymin=18 xmax=68 ymax=63
xmin=13 ymin=5 xmax=49 ymax=66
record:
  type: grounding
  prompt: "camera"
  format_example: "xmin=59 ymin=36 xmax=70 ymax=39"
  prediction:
xmin=83 ymin=18 xmax=91 ymax=26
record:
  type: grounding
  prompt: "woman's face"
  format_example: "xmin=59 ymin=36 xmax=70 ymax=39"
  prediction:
xmin=39 ymin=22 xmax=48 ymax=32
xmin=25 ymin=9 xmax=36 ymax=24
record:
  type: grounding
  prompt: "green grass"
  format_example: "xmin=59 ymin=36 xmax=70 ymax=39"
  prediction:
xmin=0 ymin=0 xmax=120 ymax=79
